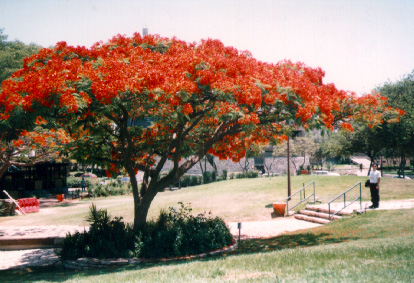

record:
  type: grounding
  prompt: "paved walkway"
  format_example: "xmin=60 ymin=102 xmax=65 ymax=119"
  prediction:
xmin=0 ymin=248 xmax=60 ymax=270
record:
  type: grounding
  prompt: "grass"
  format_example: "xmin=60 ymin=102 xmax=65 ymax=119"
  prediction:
xmin=1 ymin=175 xmax=413 ymax=226
xmin=1 ymin=208 xmax=413 ymax=282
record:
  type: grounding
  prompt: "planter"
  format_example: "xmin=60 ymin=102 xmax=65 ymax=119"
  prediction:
xmin=56 ymin=194 xmax=65 ymax=202
xmin=272 ymin=202 xmax=286 ymax=216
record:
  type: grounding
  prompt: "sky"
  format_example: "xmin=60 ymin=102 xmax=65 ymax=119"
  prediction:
xmin=1 ymin=0 xmax=414 ymax=95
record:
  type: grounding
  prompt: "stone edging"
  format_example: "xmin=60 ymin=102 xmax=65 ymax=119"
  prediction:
xmin=62 ymin=240 xmax=238 ymax=270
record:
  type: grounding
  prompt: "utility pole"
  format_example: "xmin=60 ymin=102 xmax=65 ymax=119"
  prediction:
xmin=287 ymin=136 xmax=291 ymax=199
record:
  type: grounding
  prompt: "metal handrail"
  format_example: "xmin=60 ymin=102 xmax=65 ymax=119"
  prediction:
xmin=328 ymin=182 xmax=362 ymax=221
xmin=286 ymin=181 xmax=316 ymax=212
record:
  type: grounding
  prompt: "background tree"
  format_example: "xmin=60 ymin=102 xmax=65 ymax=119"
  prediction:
xmin=294 ymin=136 xmax=316 ymax=170
xmin=0 ymin=29 xmax=41 ymax=85
xmin=0 ymin=34 xmax=393 ymax=228
xmin=376 ymin=72 xmax=414 ymax=176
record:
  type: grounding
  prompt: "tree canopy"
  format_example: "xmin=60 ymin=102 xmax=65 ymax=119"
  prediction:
xmin=376 ymin=72 xmax=414 ymax=175
xmin=0 ymin=29 xmax=68 ymax=178
xmin=0 ymin=33 xmax=396 ymax=227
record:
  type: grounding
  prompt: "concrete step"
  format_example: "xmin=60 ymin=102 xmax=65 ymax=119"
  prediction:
xmin=299 ymin=209 xmax=342 ymax=221
xmin=305 ymin=205 xmax=354 ymax=216
xmin=294 ymin=214 xmax=330 ymax=224
xmin=0 ymin=237 xmax=64 ymax=250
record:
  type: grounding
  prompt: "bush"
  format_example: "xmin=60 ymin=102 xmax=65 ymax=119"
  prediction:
xmin=61 ymin=204 xmax=135 ymax=259
xmin=326 ymin=162 xmax=336 ymax=172
xmin=60 ymin=203 xmax=233 ymax=260
xmin=67 ymin=177 xmax=94 ymax=188
xmin=135 ymin=202 xmax=233 ymax=258
xmin=211 ymin=170 xmax=217 ymax=182
xmin=247 ymin=171 xmax=259 ymax=178
xmin=221 ymin=169 xmax=228 ymax=181
xmin=88 ymin=181 xmax=131 ymax=197
xmin=180 ymin=175 xmax=192 ymax=187
xmin=203 ymin=171 xmax=212 ymax=184
xmin=235 ymin=171 xmax=259 ymax=179
xmin=190 ymin=175 xmax=202 ymax=186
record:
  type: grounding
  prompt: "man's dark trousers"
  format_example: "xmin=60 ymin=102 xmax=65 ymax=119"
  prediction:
xmin=369 ymin=183 xmax=380 ymax=207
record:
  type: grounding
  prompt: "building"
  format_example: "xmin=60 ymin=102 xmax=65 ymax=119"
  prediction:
xmin=0 ymin=162 xmax=69 ymax=199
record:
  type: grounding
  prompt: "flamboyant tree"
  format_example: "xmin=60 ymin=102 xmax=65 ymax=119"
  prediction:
xmin=0 ymin=33 xmax=398 ymax=227
xmin=0 ymin=30 xmax=67 ymax=179
xmin=0 ymin=98 xmax=70 ymax=179
xmin=0 ymin=127 xmax=69 ymax=179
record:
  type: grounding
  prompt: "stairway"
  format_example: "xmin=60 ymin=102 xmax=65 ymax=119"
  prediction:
xmin=293 ymin=204 xmax=353 ymax=224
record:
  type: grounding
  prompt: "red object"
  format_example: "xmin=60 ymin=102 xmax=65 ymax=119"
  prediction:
xmin=80 ymin=173 xmax=97 ymax=178
xmin=16 ymin=197 xmax=40 ymax=213
xmin=56 ymin=194 xmax=65 ymax=202
xmin=272 ymin=203 xmax=286 ymax=216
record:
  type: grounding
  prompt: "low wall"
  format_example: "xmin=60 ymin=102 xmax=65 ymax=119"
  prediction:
xmin=62 ymin=240 xmax=238 ymax=270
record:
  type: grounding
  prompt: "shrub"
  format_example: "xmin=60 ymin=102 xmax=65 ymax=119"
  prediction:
xmin=247 ymin=171 xmax=259 ymax=178
xmin=190 ymin=175 xmax=202 ymax=186
xmin=67 ymin=177 xmax=98 ymax=188
xmin=87 ymin=180 xmax=131 ymax=197
xmin=235 ymin=171 xmax=259 ymax=179
xmin=181 ymin=175 xmax=192 ymax=187
xmin=60 ymin=203 xmax=233 ymax=260
xmin=61 ymin=204 xmax=135 ymax=260
xmin=67 ymin=177 xmax=84 ymax=188
xmin=135 ymin=202 xmax=233 ymax=258
xmin=221 ymin=169 xmax=228 ymax=181
xmin=203 ymin=171 xmax=212 ymax=184
xmin=326 ymin=162 xmax=336 ymax=172
xmin=211 ymin=170 xmax=217 ymax=182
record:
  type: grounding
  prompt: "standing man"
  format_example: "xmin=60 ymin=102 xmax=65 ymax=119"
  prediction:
xmin=369 ymin=164 xmax=381 ymax=209
xmin=81 ymin=177 xmax=86 ymax=192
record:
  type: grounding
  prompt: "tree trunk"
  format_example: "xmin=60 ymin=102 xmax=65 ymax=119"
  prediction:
xmin=133 ymin=185 xmax=158 ymax=229
xmin=0 ymin=162 xmax=10 ymax=180
xmin=398 ymin=151 xmax=406 ymax=177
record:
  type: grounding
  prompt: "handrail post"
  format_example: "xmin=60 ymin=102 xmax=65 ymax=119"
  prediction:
xmin=286 ymin=198 xmax=289 ymax=213
xmin=344 ymin=193 xmax=346 ymax=207
xmin=303 ymin=183 xmax=305 ymax=199
xmin=328 ymin=203 xmax=331 ymax=221
xmin=359 ymin=182 xmax=362 ymax=210
xmin=313 ymin=181 xmax=315 ymax=203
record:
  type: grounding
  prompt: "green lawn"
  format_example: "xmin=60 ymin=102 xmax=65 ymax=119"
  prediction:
xmin=1 ymin=175 xmax=413 ymax=226
xmin=1 ymin=207 xmax=413 ymax=282
xmin=1 ymin=176 xmax=413 ymax=282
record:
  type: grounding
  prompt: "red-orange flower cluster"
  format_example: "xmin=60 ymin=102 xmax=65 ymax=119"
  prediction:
xmin=0 ymin=33 xmax=396 ymax=165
